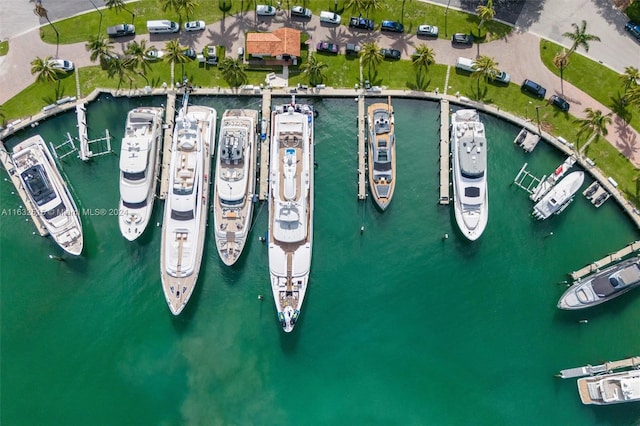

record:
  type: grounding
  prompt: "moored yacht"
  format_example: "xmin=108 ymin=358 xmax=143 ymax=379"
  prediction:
xmin=11 ymin=135 xmax=83 ymax=255
xmin=118 ymin=107 xmax=164 ymax=241
xmin=558 ymin=256 xmax=640 ymax=309
xmin=577 ymin=370 xmax=640 ymax=405
xmin=450 ymin=109 xmax=488 ymax=241
xmin=212 ymin=109 xmax=259 ymax=265
xmin=367 ymin=97 xmax=396 ymax=210
xmin=532 ymin=171 xmax=584 ymax=220
xmin=268 ymin=99 xmax=314 ymax=332
xmin=160 ymin=102 xmax=216 ymax=315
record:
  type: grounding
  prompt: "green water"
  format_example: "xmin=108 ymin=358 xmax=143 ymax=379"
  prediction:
xmin=1 ymin=95 xmax=640 ymax=425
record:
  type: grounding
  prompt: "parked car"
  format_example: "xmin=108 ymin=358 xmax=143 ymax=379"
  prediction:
xmin=625 ymin=21 xmax=640 ymax=41
xmin=145 ymin=49 xmax=164 ymax=60
xmin=349 ymin=17 xmax=374 ymax=30
xmin=202 ymin=45 xmax=218 ymax=65
xmin=521 ymin=79 xmax=546 ymax=98
xmin=184 ymin=20 xmax=205 ymax=32
xmin=380 ymin=48 xmax=401 ymax=60
xmin=417 ymin=24 xmax=438 ymax=37
xmin=317 ymin=41 xmax=339 ymax=53
xmin=291 ymin=6 xmax=312 ymax=18
xmin=381 ymin=20 xmax=404 ymax=33
xmin=550 ymin=95 xmax=570 ymax=112
xmin=452 ymin=33 xmax=473 ymax=46
xmin=346 ymin=43 xmax=361 ymax=55
xmin=183 ymin=48 xmax=197 ymax=59
xmin=319 ymin=11 xmax=341 ymax=24
xmin=47 ymin=59 xmax=74 ymax=72
xmin=495 ymin=71 xmax=511 ymax=84
xmin=106 ymin=23 xmax=135 ymax=38
xmin=256 ymin=5 xmax=276 ymax=16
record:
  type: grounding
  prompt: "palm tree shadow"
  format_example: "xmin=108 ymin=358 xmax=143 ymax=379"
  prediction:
xmin=366 ymin=69 xmax=382 ymax=87
xmin=466 ymin=82 xmax=492 ymax=103
xmin=609 ymin=92 xmax=632 ymax=124
xmin=407 ymin=68 xmax=430 ymax=91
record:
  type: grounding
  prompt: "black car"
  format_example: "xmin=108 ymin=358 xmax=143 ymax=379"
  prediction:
xmin=349 ymin=17 xmax=374 ymax=30
xmin=346 ymin=43 xmax=361 ymax=55
xmin=451 ymin=33 xmax=473 ymax=46
xmin=380 ymin=20 xmax=404 ymax=33
xmin=107 ymin=23 xmax=135 ymax=38
xmin=521 ymin=79 xmax=546 ymax=99
xmin=550 ymin=95 xmax=570 ymax=112
xmin=625 ymin=21 xmax=640 ymax=41
xmin=380 ymin=48 xmax=401 ymax=60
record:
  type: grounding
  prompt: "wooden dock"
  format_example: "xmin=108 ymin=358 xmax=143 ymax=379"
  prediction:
xmin=357 ymin=94 xmax=366 ymax=200
xmin=258 ymin=91 xmax=271 ymax=201
xmin=558 ymin=356 xmax=640 ymax=379
xmin=438 ymin=100 xmax=450 ymax=205
xmin=570 ymin=240 xmax=640 ymax=280
xmin=158 ymin=92 xmax=177 ymax=200
xmin=513 ymin=127 xmax=540 ymax=153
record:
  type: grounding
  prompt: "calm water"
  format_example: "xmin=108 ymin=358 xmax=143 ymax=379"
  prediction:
xmin=1 ymin=95 xmax=640 ymax=425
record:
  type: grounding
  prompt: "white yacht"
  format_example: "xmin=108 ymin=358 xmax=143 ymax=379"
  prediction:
xmin=367 ymin=98 xmax=396 ymax=210
xmin=450 ymin=109 xmax=488 ymax=241
xmin=268 ymin=99 xmax=314 ymax=332
xmin=532 ymin=171 xmax=584 ymax=220
xmin=11 ymin=135 xmax=83 ymax=255
xmin=558 ymin=256 xmax=640 ymax=309
xmin=160 ymin=103 xmax=216 ymax=315
xmin=212 ymin=109 xmax=259 ymax=265
xmin=118 ymin=107 xmax=164 ymax=241
xmin=577 ymin=370 xmax=640 ymax=405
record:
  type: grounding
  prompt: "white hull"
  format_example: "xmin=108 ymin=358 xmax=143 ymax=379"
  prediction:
xmin=11 ymin=135 xmax=83 ymax=255
xmin=268 ymin=102 xmax=314 ymax=332
xmin=118 ymin=107 xmax=164 ymax=241
xmin=578 ymin=370 xmax=640 ymax=405
xmin=160 ymin=105 xmax=216 ymax=315
xmin=367 ymin=98 xmax=396 ymax=210
xmin=212 ymin=109 xmax=259 ymax=265
xmin=532 ymin=171 xmax=584 ymax=220
xmin=451 ymin=109 xmax=488 ymax=241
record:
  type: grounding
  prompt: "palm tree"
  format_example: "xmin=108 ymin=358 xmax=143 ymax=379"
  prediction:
xmin=364 ymin=0 xmax=381 ymax=19
xmin=219 ymin=57 xmax=248 ymax=88
xmin=552 ymin=48 xmax=569 ymax=95
xmin=182 ymin=0 xmax=199 ymax=20
xmin=476 ymin=0 xmax=495 ymax=37
xmin=401 ymin=0 xmax=413 ymax=25
xmin=619 ymin=66 xmax=639 ymax=92
xmin=163 ymin=39 xmax=190 ymax=88
xmin=124 ymin=40 xmax=155 ymax=83
xmin=345 ymin=0 xmax=367 ymax=15
xmin=105 ymin=0 xmax=136 ymax=24
xmin=32 ymin=1 xmax=59 ymax=57
xmin=411 ymin=44 xmax=435 ymax=73
xmin=30 ymin=56 xmax=64 ymax=83
xmin=105 ymin=55 xmax=132 ymax=89
xmin=301 ymin=54 xmax=328 ymax=86
xmin=574 ymin=108 xmax=612 ymax=155
xmin=471 ymin=55 xmax=499 ymax=92
xmin=624 ymin=85 xmax=640 ymax=109
xmin=562 ymin=20 xmax=601 ymax=59
xmin=86 ymin=36 xmax=117 ymax=68
xmin=161 ymin=0 xmax=186 ymax=21
xmin=360 ymin=42 xmax=383 ymax=81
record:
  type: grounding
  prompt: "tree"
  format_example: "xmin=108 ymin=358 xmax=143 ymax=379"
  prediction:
xmin=619 ymin=66 xmax=639 ymax=92
xmin=574 ymin=108 xmax=612 ymax=155
xmin=624 ymin=85 xmax=640 ymax=109
xmin=476 ymin=0 xmax=495 ymax=36
xmin=401 ymin=0 xmax=413 ymax=24
xmin=163 ymin=39 xmax=190 ymax=88
xmin=471 ymin=55 xmax=499 ymax=91
xmin=30 ymin=56 xmax=64 ymax=83
xmin=124 ymin=40 xmax=155 ymax=83
xmin=218 ymin=57 xmax=248 ymax=87
xmin=300 ymin=54 xmax=328 ymax=86
xmin=411 ymin=44 xmax=435 ymax=74
xmin=105 ymin=0 xmax=135 ymax=24
xmin=182 ymin=0 xmax=199 ymax=20
xmin=360 ymin=42 xmax=383 ymax=80
xmin=364 ymin=0 xmax=381 ymax=18
xmin=33 ymin=1 xmax=59 ymax=57
xmin=345 ymin=0 xmax=367 ymax=15
xmin=86 ymin=35 xmax=116 ymax=68
xmin=562 ymin=20 xmax=601 ymax=60
xmin=105 ymin=56 xmax=132 ymax=89
xmin=552 ymin=48 xmax=569 ymax=95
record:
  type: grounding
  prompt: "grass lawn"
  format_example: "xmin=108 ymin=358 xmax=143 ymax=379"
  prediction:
xmin=0 ymin=40 xmax=8 ymax=56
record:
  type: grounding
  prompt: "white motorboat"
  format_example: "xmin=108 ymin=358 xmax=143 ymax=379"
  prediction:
xmin=268 ymin=99 xmax=314 ymax=332
xmin=577 ymin=370 xmax=640 ymax=405
xmin=450 ymin=109 xmax=488 ymax=241
xmin=532 ymin=171 xmax=584 ymax=220
xmin=11 ymin=135 xmax=83 ymax=255
xmin=558 ymin=256 xmax=640 ymax=309
xmin=160 ymin=103 xmax=216 ymax=315
xmin=118 ymin=107 xmax=164 ymax=241
xmin=212 ymin=109 xmax=259 ymax=265
xmin=367 ymin=97 xmax=396 ymax=210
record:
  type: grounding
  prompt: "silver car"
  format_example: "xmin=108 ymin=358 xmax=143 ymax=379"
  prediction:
xmin=256 ymin=5 xmax=276 ymax=16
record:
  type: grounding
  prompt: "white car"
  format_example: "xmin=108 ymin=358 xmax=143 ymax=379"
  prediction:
xmin=291 ymin=6 xmax=312 ymax=18
xmin=184 ymin=20 xmax=205 ymax=32
xmin=256 ymin=5 xmax=276 ymax=16
xmin=145 ymin=49 xmax=164 ymax=60
xmin=417 ymin=24 xmax=439 ymax=37
xmin=47 ymin=59 xmax=74 ymax=72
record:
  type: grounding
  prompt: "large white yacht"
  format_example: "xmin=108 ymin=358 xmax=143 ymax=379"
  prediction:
xmin=532 ymin=171 xmax=584 ymax=220
xmin=212 ymin=109 xmax=259 ymax=265
xmin=450 ymin=109 xmax=488 ymax=241
xmin=118 ymin=107 xmax=164 ymax=241
xmin=577 ymin=370 xmax=640 ymax=405
xmin=268 ymin=99 xmax=314 ymax=332
xmin=160 ymin=103 xmax=216 ymax=315
xmin=11 ymin=135 xmax=83 ymax=255
xmin=367 ymin=98 xmax=396 ymax=210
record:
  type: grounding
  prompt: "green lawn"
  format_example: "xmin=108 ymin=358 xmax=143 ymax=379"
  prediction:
xmin=0 ymin=40 xmax=8 ymax=56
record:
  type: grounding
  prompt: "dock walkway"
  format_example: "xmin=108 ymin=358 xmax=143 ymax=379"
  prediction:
xmin=357 ymin=95 xmax=366 ymax=200
xmin=439 ymin=100 xmax=450 ymax=205
xmin=558 ymin=356 xmax=640 ymax=379
xmin=258 ymin=91 xmax=271 ymax=201
xmin=158 ymin=92 xmax=176 ymax=200
xmin=570 ymin=240 xmax=640 ymax=280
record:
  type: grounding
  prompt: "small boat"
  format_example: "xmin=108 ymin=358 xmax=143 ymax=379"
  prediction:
xmin=532 ymin=171 xmax=584 ymax=220
xmin=160 ymin=103 xmax=216 ymax=315
xmin=558 ymin=256 xmax=640 ymax=309
xmin=118 ymin=107 xmax=164 ymax=241
xmin=212 ymin=109 xmax=259 ymax=265
xmin=268 ymin=98 xmax=314 ymax=332
xmin=367 ymin=97 xmax=396 ymax=210
xmin=577 ymin=370 xmax=640 ymax=405
xmin=450 ymin=109 xmax=488 ymax=240
xmin=11 ymin=135 xmax=83 ymax=255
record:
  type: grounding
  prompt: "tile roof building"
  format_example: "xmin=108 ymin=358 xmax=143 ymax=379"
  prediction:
xmin=246 ymin=27 xmax=301 ymax=58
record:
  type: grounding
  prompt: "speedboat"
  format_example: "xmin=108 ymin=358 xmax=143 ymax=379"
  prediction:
xmin=367 ymin=97 xmax=396 ymax=210
xmin=160 ymin=103 xmax=216 ymax=315
xmin=118 ymin=107 xmax=164 ymax=241
xmin=577 ymin=370 xmax=640 ymax=405
xmin=212 ymin=109 xmax=259 ymax=265
xmin=450 ymin=109 xmax=488 ymax=240
xmin=532 ymin=171 xmax=584 ymax=220
xmin=558 ymin=256 xmax=640 ymax=309
xmin=268 ymin=98 xmax=314 ymax=332
xmin=11 ymin=135 xmax=83 ymax=255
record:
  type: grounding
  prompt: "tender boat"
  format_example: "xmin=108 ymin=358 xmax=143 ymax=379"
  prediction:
xmin=212 ymin=109 xmax=259 ymax=265
xmin=118 ymin=107 xmax=164 ymax=241
xmin=11 ymin=135 xmax=83 ymax=255
xmin=532 ymin=171 xmax=584 ymax=220
xmin=577 ymin=370 xmax=640 ymax=405
xmin=450 ymin=109 xmax=488 ymax=240
xmin=367 ymin=97 xmax=396 ymax=210
xmin=160 ymin=103 xmax=216 ymax=315
xmin=268 ymin=99 xmax=314 ymax=332
xmin=558 ymin=256 xmax=640 ymax=309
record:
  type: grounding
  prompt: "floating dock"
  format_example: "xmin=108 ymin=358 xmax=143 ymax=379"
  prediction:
xmin=76 ymin=103 xmax=90 ymax=161
xmin=583 ymin=181 xmax=610 ymax=207
xmin=558 ymin=356 xmax=640 ymax=379
xmin=439 ymin=100 xmax=450 ymax=205
xmin=512 ymin=156 xmax=575 ymax=202
xmin=513 ymin=127 xmax=540 ymax=153
xmin=258 ymin=90 xmax=271 ymax=201
xmin=570 ymin=240 xmax=640 ymax=280
xmin=357 ymin=94 xmax=366 ymax=200
xmin=158 ymin=92 xmax=177 ymax=200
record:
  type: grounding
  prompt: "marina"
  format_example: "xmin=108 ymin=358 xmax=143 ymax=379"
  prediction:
xmin=439 ymin=100 xmax=450 ymax=205
xmin=558 ymin=356 xmax=640 ymax=379
xmin=570 ymin=240 xmax=640 ymax=280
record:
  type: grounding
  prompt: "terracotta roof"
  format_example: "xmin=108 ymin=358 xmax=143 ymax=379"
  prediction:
xmin=246 ymin=27 xmax=301 ymax=57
